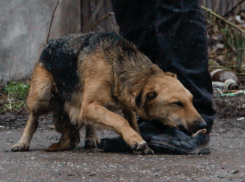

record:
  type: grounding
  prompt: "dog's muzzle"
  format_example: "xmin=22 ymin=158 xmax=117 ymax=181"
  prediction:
xmin=192 ymin=128 xmax=207 ymax=136
xmin=188 ymin=120 xmax=207 ymax=136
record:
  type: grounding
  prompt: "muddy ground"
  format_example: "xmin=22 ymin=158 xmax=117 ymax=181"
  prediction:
xmin=0 ymin=112 xmax=245 ymax=182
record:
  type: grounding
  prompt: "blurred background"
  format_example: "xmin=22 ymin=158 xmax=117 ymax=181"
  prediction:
xmin=1 ymin=0 xmax=245 ymax=83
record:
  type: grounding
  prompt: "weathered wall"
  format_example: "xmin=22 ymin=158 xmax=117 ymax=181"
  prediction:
xmin=0 ymin=0 xmax=80 ymax=83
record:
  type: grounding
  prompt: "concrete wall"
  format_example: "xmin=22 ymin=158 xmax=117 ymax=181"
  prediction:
xmin=0 ymin=0 xmax=81 ymax=83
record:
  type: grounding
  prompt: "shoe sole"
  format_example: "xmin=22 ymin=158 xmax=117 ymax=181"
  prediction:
xmin=149 ymin=140 xmax=211 ymax=155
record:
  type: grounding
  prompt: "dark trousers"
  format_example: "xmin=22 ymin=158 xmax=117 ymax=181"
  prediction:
xmin=111 ymin=0 xmax=216 ymax=133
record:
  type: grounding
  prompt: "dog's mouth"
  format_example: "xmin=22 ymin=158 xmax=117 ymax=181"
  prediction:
xmin=176 ymin=125 xmax=207 ymax=136
xmin=192 ymin=129 xmax=207 ymax=137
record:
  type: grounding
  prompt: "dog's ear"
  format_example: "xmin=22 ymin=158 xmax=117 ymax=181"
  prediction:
xmin=135 ymin=89 xmax=157 ymax=109
xmin=164 ymin=72 xmax=177 ymax=78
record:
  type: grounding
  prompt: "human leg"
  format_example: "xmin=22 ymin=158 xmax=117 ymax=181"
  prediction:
xmin=107 ymin=0 xmax=215 ymax=154
xmin=155 ymin=0 xmax=216 ymax=132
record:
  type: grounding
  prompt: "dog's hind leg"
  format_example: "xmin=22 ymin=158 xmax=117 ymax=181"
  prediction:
xmin=84 ymin=124 xmax=100 ymax=148
xmin=122 ymin=109 xmax=139 ymax=133
xmin=11 ymin=63 xmax=53 ymax=152
xmin=45 ymin=111 xmax=80 ymax=151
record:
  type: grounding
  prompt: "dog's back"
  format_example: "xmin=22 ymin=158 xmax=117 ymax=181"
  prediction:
xmin=40 ymin=33 xmax=89 ymax=98
xmin=39 ymin=32 xmax=146 ymax=99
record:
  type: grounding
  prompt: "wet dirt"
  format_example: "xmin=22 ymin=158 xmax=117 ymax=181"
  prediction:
xmin=0 ymin=112 xmax=245 ymax=182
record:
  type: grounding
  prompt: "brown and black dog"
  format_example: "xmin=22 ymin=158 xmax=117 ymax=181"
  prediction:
xmin=11 ymin=32 xmax=207 ymax=154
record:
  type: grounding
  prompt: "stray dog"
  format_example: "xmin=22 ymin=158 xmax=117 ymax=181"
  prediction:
xmin=11 ymin=32 xmax=207 ymax=154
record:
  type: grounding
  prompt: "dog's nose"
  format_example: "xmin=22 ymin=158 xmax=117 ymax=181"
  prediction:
xmin=198 ymin=122 xmax=207 ymax=130
xmin=187 ymin=119 xmax=207 ymax=134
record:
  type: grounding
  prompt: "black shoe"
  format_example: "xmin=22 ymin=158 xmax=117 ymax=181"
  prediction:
xmin=98 ymin=122 xmax=211 ymax=155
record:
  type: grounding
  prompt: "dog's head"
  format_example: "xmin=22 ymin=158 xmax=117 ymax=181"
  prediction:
xmin=135 ymin=72 xmax=207 ymax=135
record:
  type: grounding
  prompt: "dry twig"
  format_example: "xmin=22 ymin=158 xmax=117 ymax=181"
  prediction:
xmin=202 ymin=5 xmax=245 ymax=35
xmin=83 ymin=0 xmax=103 ymax=33
xmin=224 ymin=0 xmax=245 ymax=18
xmin=89 ymin=12 xmax=114 ymax=32
xmin=46 ymin=0 xmax=60 ymax=44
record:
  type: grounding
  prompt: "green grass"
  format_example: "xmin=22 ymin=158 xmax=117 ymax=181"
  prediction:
xmin=4 ymin=81 xmax=30 ymax=99
xmin=1 ymin=81 xmax=30 ymax=113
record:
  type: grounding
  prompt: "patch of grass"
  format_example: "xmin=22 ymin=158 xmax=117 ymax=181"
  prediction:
xmin=4 ymin=81 xmax=30 ymax=99
xmin=0 ymin=81 xmax=30 ymax=113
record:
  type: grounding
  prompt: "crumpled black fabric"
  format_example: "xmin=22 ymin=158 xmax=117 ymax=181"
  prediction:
xmin=99 ymin=122 xmax=210 ymax=155
xmin=111 ymin=0 xmax=216 ymax=133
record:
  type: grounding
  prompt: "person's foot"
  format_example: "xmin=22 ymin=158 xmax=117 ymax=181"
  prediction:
xmin=98 ymin=122 xmax=210 ymax=155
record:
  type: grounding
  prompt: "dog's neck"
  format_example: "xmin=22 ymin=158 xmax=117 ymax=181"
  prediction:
xmin=112 ymin=48 xmax=162 ymax=111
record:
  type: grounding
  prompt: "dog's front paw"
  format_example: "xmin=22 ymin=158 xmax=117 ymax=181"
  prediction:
xmin=11 ymin=143 xmax=29 ymax=152
xmin=84 ymin=137 xmax=100 ymax=149
xmin=132 ymin=141 xmax=154 ymax=155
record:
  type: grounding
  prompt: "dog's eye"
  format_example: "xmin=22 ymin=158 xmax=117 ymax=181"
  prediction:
xmin=171 ymin=101 xmax=183 ymax=107
xmin=147 ymin=92 xmax=157 ymax=100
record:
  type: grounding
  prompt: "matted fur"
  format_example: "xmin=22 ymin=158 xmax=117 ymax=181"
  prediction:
xmin=11 ymin=32 xmax=206 ymax=154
